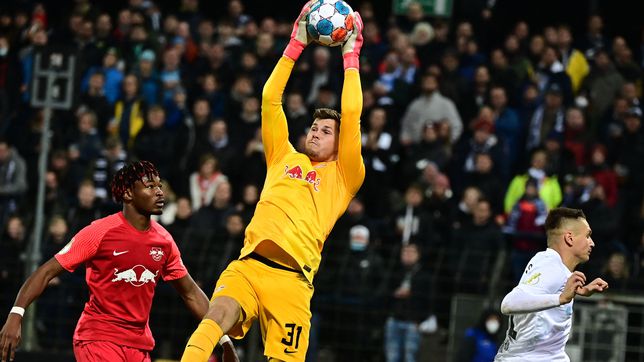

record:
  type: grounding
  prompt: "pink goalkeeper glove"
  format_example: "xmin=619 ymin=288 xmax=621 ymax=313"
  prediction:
xmin=342 ymin=11 xmax=363 ymax=70
xmin=283 ymin=0 xmax=316 ymax=61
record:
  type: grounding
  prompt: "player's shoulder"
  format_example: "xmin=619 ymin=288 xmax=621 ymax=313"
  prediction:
xmin=150 ymin=219 xmax=175 ymax=243
xmin=85 ymin=212 xmax=124 ymax=232
xmin=519 ymin=249 xmax=567 ymax=286
xmin=529 ymin=248 xmax=561 ymax=266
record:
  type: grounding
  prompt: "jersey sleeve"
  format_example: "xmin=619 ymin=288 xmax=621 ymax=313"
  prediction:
xmin=338 ymin=69 xmax=365 ymax=194
xmin=54 ymin=223 xmax=104 ymax=272
xmin=500 ymin=254 xmax=567 ymax=314
xmin=262 ymin=56 xmax=296 ymax=166
xmin=162 ymin=238 xmax=188 ymax=281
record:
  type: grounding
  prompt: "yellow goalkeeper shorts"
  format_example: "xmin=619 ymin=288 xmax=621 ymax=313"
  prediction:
xmin=212 ymin=255 xmax=314 ymax=361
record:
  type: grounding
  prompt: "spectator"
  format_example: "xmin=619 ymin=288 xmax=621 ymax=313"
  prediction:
xmin=503 ymin=178 xmax=548 ymax=282
xmin=189 ymin=153 xmax=228 ymax=211
xmin=580 ymin=49 xmax=624 ymax=127
xmin=190 ymin=179 xmax=234 ymax=231
xmin=82 ymin=47 xmax=124 ymax=105
xmin=331 ymin=225 xmax=387 ymax=361
xmin=199 ymin=73 xmax=226 ymax=119
xmin=489 ymin=85 xmax=521 ymax=167
xmin=459 ymin=65 xmax=491 ymax=124
xmin=557 ymin=25 xmax=590 ymax=94
xmin=601 ymin=252 xmax=633 ymax=292
xmin=92 ymin=136 xmax=127 ymax=206
xmin=136 ymin=49 xmax=161 ymax=106
xmin=526 ymin=83 xmax=565 ymax=152
xmin=489 ymin=49 xmax=520 ymax=98
xmin=165 ymin=196 xmax=193 ymax=240
xmin=0 ymin=34 xmax=21 ymax=134
xmin=163 ymin=86 xmax=189 ymax=130
xmin=439 ymin=49 xmax=467 ymax=104
xmin=192 ymin=119 xmax=239 ymax=179
xmin=588 ymin=144 xmax=618 ymax=208
xmin=362 ymin=107 xmax=398 ymax=218
xmin=400 ymin=73 xmax=463 ymax=146
xmin=229 ymin=95 xmax=261 ymax=148
xmin=160 ymin=48 xmax=183 ymax=102
xmin=451 ymin=199 xmax=504 ymax=293
xmin=464 ymin=152 xmax=505 ymax=215
xmin=562 ymin=107 xmax=591 ymax=167
xmin=19 ymin=27 xmax=49 ymax=104
xmin=542 ymin=131 xmax=577 ymax=183
xmin=504 ymin=149 xmax=562 ymax=213
xmin=580 ymin=15 xmax=607 ymax=59
xmin=404 ymin=122 xmax=451 ymax=181
xmin=132 ymin=105 xmax=175 ymax=181
xmin=504 ymin=34 xmax=533 ymax=88
xmin=67 ymin=111 xmax=103 ymax=186
xmin=285 ymin=92 xmax=309 ymax=146
xmin=109 ymin=74 xmax=146 ymax=150
xmin=300 ymin=46 xmax=341 ymax=106
xmin=391 ymin=184 xmax=436 ymax=252
xmin=452 ymin=117 xmax=507 ymax=190
xmin=578 ymin=183 xmax=619 ymax=274
xmin=78 ymin=72 xmax=113 ymax=137
xmin=189 ymin=97 xmax=213 ymax=139
xmin=614 ymin=107 xmax=644 ymax=235
xmin=384 ymin=243 xmax=432 ymax=362
xmin=235 ymin=184 xmax=259 ymax=225
xmin=453 ymin=186 xmax=483 ymax=230
xmin=534 ymin=46 xmax=573 ymax=104
xmin=0 ymin=215 xmax=27 ymax=311
xmin=0 ymin=139 xmax=28 ymax=226
xmin=456 ymin=309 xmax=503 ymax=362
xmin=239 ymin=128 xmax=266 ymax=188
xmin=66 ymin=180 xmax=101 ymax=236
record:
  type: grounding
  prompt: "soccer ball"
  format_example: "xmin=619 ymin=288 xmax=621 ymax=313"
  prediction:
xmin=306 ymin=0 xmax=354 ymax=47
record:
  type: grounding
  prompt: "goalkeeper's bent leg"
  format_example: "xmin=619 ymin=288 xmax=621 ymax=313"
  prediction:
xmin=181 ymin=319 xmax=223 ymax=362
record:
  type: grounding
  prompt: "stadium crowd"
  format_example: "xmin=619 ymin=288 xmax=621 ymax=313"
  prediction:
xmin=0 ymin=0 xmax=643 ymax=360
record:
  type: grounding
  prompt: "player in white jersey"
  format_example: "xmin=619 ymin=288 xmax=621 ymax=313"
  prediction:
xmin=495 ymin=207 xmax=608 ymax=361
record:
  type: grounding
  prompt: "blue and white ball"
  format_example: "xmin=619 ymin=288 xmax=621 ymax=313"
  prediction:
xmin=306 ymin=0 xmax=354 ymax=47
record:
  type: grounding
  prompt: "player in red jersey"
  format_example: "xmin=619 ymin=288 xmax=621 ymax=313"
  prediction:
xmin=0 ymin=161 xmax=238 ymax=362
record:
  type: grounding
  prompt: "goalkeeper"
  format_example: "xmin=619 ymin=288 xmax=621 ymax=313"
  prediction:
xmin=181 ymin=1 xmax=365 ymax=361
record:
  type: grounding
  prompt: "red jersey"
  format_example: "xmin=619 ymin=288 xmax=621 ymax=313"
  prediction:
xmin=54 ymin=212 xmax=187 ymax=351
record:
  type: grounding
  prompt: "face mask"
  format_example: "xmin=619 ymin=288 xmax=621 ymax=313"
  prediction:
xmin=486 ymin=319 xmax=500 ymax=334
xmin=350 ymin=241 xmax=367 ymax=251
xmin=0 ymin=48 xmax=7 ymax=56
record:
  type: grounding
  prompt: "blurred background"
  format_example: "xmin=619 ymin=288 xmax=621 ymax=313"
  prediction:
xmin=0 ymin=0 xmax=643 ymax=361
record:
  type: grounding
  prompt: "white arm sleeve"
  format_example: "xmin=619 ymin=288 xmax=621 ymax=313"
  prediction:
xmin=500 ymin=287 xmax=561 ymax=315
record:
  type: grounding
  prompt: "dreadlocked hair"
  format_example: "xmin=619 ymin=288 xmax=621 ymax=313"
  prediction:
xmin=110 ymin=160 xmax=160 ymax=203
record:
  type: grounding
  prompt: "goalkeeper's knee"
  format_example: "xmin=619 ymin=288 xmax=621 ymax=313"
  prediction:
xmin=181 ymin=319 xmax=223 ymax=362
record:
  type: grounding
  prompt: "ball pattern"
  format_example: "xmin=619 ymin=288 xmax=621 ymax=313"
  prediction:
xmin=306 ymin=0 xmax=354 ymax=47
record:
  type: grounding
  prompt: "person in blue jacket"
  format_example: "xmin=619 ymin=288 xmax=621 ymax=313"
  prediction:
xmin=456 ymin=309 xmax=503 ymax=362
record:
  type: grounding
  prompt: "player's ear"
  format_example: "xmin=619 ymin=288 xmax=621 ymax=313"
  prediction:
xmin=122 ymin=187 xmax=134 ymax=202
xmin=564 ymin=231 xmax=574 ymax=246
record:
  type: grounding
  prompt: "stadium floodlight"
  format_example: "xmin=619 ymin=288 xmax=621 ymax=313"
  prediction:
xmin=23 ymin=46 xmax=78 ymax=352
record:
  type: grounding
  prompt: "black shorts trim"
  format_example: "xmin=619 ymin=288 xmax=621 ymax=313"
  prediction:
xmin=247 ymin=252 xmax=303 ymax=275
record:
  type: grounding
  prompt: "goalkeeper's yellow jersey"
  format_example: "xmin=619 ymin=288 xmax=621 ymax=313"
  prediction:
xmin=239 ymin=56 xmax=365 ymax=283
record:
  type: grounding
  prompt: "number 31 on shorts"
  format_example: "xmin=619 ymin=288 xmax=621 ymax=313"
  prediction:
xmin=281 ymin=323 xmax=303 ymax=354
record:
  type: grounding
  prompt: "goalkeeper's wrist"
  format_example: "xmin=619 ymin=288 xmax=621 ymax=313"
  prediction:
xmin=219 ymin=334 xmax=232 ymax=346
xmin=284 ymin=39 xmax=305 ymax=61
xmin=343 ymin=53 xmax=359 ymax=70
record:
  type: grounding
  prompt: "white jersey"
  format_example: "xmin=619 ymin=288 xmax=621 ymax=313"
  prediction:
xmin=495 ymin=248 xmax=573 ymax=361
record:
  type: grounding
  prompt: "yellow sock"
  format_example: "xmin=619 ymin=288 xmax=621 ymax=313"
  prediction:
xmin=181 ymin=319 xmax=223 ymax=362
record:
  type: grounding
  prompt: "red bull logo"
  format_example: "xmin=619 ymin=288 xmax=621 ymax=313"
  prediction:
xmin=285 ymin=165 xmax=303 ymax=179
xmin=111 ymin=265 xmax=159 ymax=287
xmin=149 ymin=247 xmax=164 ymax=261
xmin=284 ymin=165 xmax=321 ymax=191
